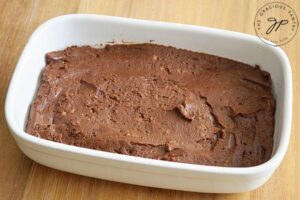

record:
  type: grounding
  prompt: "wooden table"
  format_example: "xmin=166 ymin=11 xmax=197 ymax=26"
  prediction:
xmin=0 ymin=0 xmax=299 ymax=199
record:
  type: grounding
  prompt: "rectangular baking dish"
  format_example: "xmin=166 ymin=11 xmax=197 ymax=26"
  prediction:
xmin=5 ymin=14 xmax=292 ymax=193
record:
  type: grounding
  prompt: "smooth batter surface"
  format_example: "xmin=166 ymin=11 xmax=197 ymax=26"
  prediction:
xmin=26 ymin=44 xmax=275 ymax=167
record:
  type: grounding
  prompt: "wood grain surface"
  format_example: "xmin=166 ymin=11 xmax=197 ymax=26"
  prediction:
xmin=0 ymin=0 xmax=299 ymax=199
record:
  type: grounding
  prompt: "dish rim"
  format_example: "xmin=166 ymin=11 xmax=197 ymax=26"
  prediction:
xmin=5 ymin=14 xmax=293 ymax=176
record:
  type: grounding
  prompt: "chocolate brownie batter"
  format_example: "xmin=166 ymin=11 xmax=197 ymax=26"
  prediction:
xmin=26 ymin=44 xmax=275 ymax=167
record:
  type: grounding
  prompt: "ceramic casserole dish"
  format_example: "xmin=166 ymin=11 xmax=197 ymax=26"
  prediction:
xmin=5 ymin=14 xmax=292 ymax=193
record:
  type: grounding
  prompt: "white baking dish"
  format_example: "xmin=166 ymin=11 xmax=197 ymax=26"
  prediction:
xmin=5 ymin=14 xmax=292 ymax=193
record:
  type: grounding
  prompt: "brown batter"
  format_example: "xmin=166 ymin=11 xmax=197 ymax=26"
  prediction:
xmin=26 ymin=44 xmax=275 ymax=167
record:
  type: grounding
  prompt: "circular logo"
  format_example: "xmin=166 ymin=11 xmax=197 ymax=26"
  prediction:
xmin=254 ymin=2 xmax=298 ymax=46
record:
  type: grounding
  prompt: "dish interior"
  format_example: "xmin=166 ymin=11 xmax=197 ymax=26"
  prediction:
xmin=11 ymin=16 xmax=287 ymax=162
